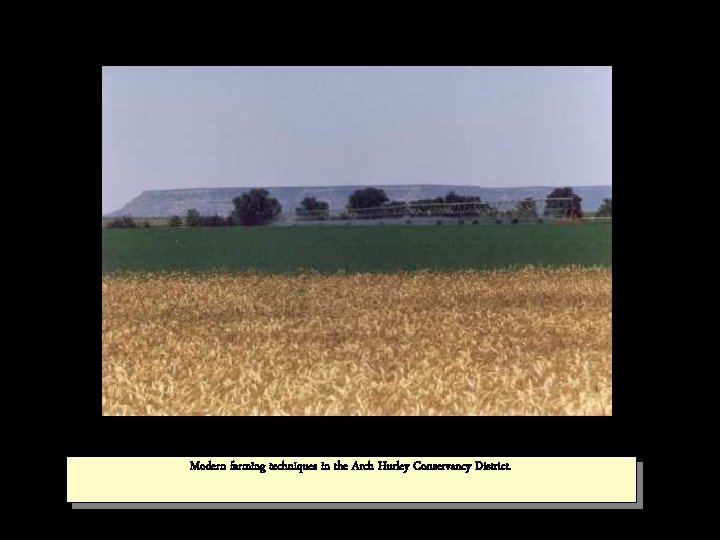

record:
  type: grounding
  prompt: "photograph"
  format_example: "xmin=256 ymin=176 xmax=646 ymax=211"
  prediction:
xmin=101 ymin=65 xmax=612 ymax=416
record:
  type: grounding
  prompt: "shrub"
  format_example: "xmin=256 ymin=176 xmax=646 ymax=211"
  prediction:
xmin=596 ymin=198 xmax=612 ymax=217
xmin=168 ymin=215 xmax=182 ymax=227
xmin=107 ymin=216 xmax=137 ymax=229
xmin=537 ymin=218 xmax=544 ymax=225
xmin=143 ymin=221 xmax=151 ymax=228
xmin=511 ymin=218 xmax=519 ymax=225
xmin=514 ymin=198 xmax=539 ymax=220
xmin=495 ymin=219 xmax=503 ymax=225
xmin=457 ymin=219 xmax=465 ymax=225
xmin=405 ymin=219 xmax=412 ymax=225
xmin=436 ymin=219 xmax=443 ymax=226
xmin=471 ymin=219 xmax=479 ymax=225
xmin=199 ymin=215 xmax=227 ymax=227
xmin=185 ymin=209 xmax=201 ymax=227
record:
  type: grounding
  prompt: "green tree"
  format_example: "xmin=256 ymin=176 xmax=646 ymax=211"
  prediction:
xmin=231 ymin=189 xmax=282 ymax=226
xmin=515 ymin=198 xmax=538 ymax=219
xmin=347 ymin=187 xmax=389 ymax=210
xmin=597 ymin=198 xmax=612 ymax=217
xmin=185 ymin=208 xmax=201 ymax=227
xmin=296 ymin=197 xmax=330 ymax=219
xmin=544 ymin=187 xmax=583 ymax=218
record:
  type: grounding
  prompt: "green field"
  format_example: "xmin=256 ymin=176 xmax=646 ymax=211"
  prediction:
xmin=102 ymin=222 xmax=612 ymax=274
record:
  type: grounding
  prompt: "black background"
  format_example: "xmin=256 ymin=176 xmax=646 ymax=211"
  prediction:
xmin=63 ymin=58 xmax=643 ymax=510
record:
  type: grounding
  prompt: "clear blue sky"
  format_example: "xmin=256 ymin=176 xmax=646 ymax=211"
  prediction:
xmin=102 ymin=66 xmax=612 ymax=214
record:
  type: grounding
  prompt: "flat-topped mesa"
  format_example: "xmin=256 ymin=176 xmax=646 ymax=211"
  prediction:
xmin=106 ymin=185 xmax=613 ymax=218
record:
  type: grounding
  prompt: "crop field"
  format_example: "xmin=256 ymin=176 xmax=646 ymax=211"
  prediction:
xmin=102 ymin=222 xmax=611 ymax=274
xmin=102 ymin=268 xmax=612 ymax=416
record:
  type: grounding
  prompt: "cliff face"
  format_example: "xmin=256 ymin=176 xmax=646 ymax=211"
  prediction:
xmin=106 ymin=185 xmax=613 ymax=217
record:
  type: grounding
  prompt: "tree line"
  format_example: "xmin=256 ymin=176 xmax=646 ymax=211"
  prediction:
xmin=108 ymin=189 xmax=282 ymax=228
xmin=107 ymin=187 xmax=609 ymax=228
xmin=298 ymin=186 xmax=590 ymax=220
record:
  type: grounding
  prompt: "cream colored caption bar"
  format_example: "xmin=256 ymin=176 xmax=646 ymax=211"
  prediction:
xmin=67 ymin=457 xmax=637 ymax=503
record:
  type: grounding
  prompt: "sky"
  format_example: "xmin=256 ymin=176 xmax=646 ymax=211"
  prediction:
xmin=102 ymin=66 xmax=612 ymax=214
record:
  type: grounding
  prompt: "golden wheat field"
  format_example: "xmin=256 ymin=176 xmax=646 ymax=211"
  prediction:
xmin=102 ymin=268 xmax=611 ymax=416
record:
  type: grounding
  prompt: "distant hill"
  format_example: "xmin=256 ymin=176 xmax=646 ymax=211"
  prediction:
xmin=106 ymin=185 xmax=613 ymax=217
